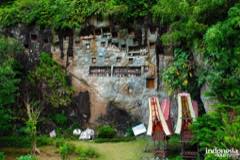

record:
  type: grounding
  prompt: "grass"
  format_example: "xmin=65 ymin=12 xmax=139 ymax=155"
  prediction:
xmin=2 ymin=137 xmax=152 ymax=160
xmin=71 ymin=137 xmax=152 ymax=160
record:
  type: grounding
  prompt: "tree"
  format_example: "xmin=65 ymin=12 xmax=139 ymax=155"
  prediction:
xmin=24 ymin=100 xmax=42 ymax=155
xmin=0 ymin=59 xmax=19 ymax=107
xmin=22 ymin=53 xmax=74 ymax=154
xmin=28 ymin=53 xmax=73 ymax=108
xmin=0 ymin=37 xmax=22 ymax=134
xmin=0 ymin=4 xmax=19 ymax=33
xmin=162 ymin=49 xmax=192 ymax=95
xmin=204 ymin=3 xmax=240 ymax=105
xmin=0 ymin=60 xmax=19 ymax=134
xmin=191 ymin=104 xmax=240 ymax=154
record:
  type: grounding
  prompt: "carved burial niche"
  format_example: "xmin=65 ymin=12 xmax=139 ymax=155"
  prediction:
xmin=113 ymin=67 xmax=141 ymax=77
xmin=89 ymin=66 xmax=111 ymax=77
xmin=92 ymin=57 xmax=96 ymax=64
xmin=86 ymin=43 xmax=90 ymax=49
xmin=121 ymin=44 xmax=126 ymax=50
xmin=24 ymin=43 xmax=29 ymax=49
xmin=113 ymin=67 xmax=128 ymax=77
xmin=150 ymin=26 xmax=157 ymax=34
xmin=112 ymin=31 xmax=118 ymax=38
xmin=95 ymin=28 xmax=102 ymax=35
xmin=116 ymin=57 xmax=122 ymax=63
xmin=128 ymin=46 xmax=143 ymax=56
xmin=101 ymin=41 xmax=106 ymax=47
xmin=129 ymin=58 xmax=134 ymax=64
xmin=128 ymin=67 xmax=141 ymax=77
xmin=105 ymin=57 xmax=110 ymax=63
xmin=112 ymin=42 xmax=119 ymax=48
xmin=144 ymin=66 xmax=149 ymax=73
xmin=150 ymin=42 xmax=155 ymax=48
xmin=128 ymin=46 xmax=140 ymax=52
xmin=75 ymin=39 xmax=80 ymax=44
xmin=102 ymin=27 xmax=110 ymax=35
xmin=31 ymin=34 xmax=38 ymax=41
xmin=43 ymin=38 xmax=49 ymax=43
xmin=146 ymin=78 xmax=155 ymax=89
xmin=108 ymin=39 xmax=112 ymax=45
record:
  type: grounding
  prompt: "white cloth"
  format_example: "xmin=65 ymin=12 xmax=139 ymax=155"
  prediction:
xmin=49 ymin=130 xmax=56 ymax=138
xmin=79 ymin=128 xmax=95 ymax=140
xmin=73 ymin=129 xmax=82 ymax=136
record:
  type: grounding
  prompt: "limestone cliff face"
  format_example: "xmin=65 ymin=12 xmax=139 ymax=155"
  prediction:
xmin=52 ymin=22 xmax=171 ymax=124
xmin=7 ymin=20 xmax=175 ymax=125
xmin=6 ymin=25 xmax=51 ymax=60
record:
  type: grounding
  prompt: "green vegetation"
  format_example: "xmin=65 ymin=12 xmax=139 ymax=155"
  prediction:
xmin=0 ymin=0 xmax=240 ymax=159
xmin=52 ymin=113 xmax=68 ymax=127
xmin=94 ymin=137 xmax=135 ymax=143
xmin=0 ymin=152 xmax=5 ymax=160
xmin=0 ymin=59 xmax=18 ymax=133
xmin=0 ymin=36 xmax=73 ymax=157
xmin=16 ymin=155 xmax=37 ymax=160
xmin=162 ymin=49 xmax=192 ymax=94
xmin=59 ymin=143 xmax=75 ymax=160
xmin=75 ymin=146 xmax=99 ymax=159
xmin=204 ymin=9 xmax=240 ymax=105
xmin=0 ymin=136 xmax=53 ymax=148
xmin=94 ymin=125 xmax=136 ymax=143
xmin=72 ymin=138 xmax=150 ymax=160
xmin=24 ymin=101 xmax=41 ymax=155
xmin=191 ymin=104 xmax=240 ymax=151
xmin=28 ymin=53 xmax=73 ymax=108
xmin=152 ymin=2 xmax=240 ymax=159
xmin=58 ymin=141 xmax=99 ymax=160
xmin=96 ymin=125 xmax=117 ymax=139
xmin=0 ymin=37 xmax=22 ymax=135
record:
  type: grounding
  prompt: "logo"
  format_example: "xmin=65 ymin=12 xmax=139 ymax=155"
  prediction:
xmin=206 ymin=148 xmax=240 ymax=158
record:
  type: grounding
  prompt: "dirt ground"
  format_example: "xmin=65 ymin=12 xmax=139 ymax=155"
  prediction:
xmin=2 ymin=146 xmax=62 ymax=160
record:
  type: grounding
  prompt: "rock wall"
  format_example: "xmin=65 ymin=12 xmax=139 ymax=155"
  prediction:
xmin=6 ymin=25 xmax=52 ymax=66
xmin=7 ymin=19 xmax=174 ymax=125
xmin=52 ymin=21 xmax=171 ymax=125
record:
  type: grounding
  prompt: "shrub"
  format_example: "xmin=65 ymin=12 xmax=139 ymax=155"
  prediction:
xmin=97 ymin=125 xmax=116 ymax=139
xmin=52 ymin=113 xmax=68 ymax=126
xmin=16 ymin=155 xmax=37 ymax=160
xmin=0 ymin=136 xmax=53 ymax=148
xmin=0 ymin=136 xmax=31 ymax=148
xmin=59 ymin=143 xmax=75 ymax=160
xmin=94 ymin=137 xmax=135 ymax=143
xmin=191 ymin=105 xmax=240 ymax=153
xmin=37 ymin=136 xmax=53 ymax=146
xmin=28 ymin=53 xmax=74 ymax=108
xmin=125 ymin=128 xmax=134 ymax=137
xmin=0 ymin=152 xmax=5 ymax=160
xmin=75 ymin=146 xmax=99 ymax=159
xmin=55 ymin=138 xmax=65 ymax=148
xmin=162 ymin=49 xmax=193 ymax=95
xmin=191 ymin=112 xmax=224 ymax=150
xmin=169 ymin=156 xmax=184 ymax=160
